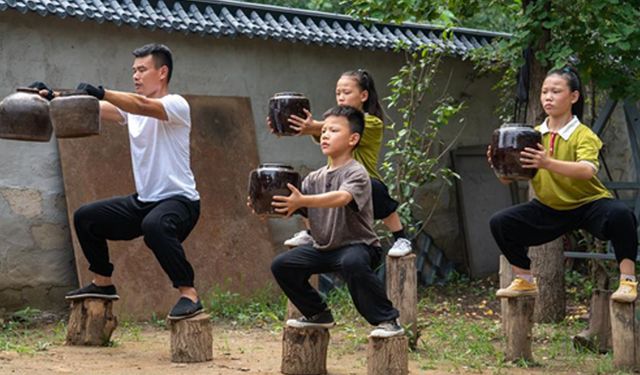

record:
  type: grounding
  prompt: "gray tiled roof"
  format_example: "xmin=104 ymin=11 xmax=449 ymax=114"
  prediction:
xmin=0 ymin=0 xmax=509 ymax=53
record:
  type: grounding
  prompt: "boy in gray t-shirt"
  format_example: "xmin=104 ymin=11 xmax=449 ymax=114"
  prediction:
xmin=269 ymin=105 xmax=402 ymax=338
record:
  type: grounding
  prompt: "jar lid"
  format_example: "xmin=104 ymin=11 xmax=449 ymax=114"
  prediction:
xmin=258 ymin=163 xmax=295 ymax=170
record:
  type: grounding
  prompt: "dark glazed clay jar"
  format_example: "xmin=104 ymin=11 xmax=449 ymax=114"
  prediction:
xmin=249 ymin=163 xmax=301 ymax=217
xmin=268 ymin=92 xmax=310 ymax=136
xmin=50 ymin=94 xmax=100 ymax=138
xmin=490 ymin=123 xmax=542 ymax=180
xmin=0 ymin=88 xmax=52 ymax=142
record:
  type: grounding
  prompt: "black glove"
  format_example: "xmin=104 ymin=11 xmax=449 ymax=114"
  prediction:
xmin=27 ymin=81 xmax=54 ymax=101
xmin=76 ymin=83 xmax=105 ymax=100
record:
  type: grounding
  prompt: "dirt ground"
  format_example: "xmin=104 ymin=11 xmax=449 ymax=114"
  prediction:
xmin=0 ymin=325 xmax=429 ymax=375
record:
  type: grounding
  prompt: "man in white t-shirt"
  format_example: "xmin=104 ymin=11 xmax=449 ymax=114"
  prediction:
xmin=49 ymin=44 xmax=202 ymax=320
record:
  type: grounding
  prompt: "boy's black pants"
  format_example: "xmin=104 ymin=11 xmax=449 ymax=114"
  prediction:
xmin=271 ymin=243 xmax=399 ymax=325
xmin=490 ymin=198 xmax=637 ymax=269
xmin=74 ymin=194 xmax=200 ymax=288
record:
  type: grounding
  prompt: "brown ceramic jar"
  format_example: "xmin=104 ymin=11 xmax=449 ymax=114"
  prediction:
xmin=268 ymin=92 xmax=310 ymax=136
xmin=248 ymin=163 xmax=301 ymax=217
xmin=490 ymin=123 xmax=542 ymax=180
xmin=0 ymin=88 xmax=52 ymax=142
xmin=50 ymin=94 xmax=100 ymax=138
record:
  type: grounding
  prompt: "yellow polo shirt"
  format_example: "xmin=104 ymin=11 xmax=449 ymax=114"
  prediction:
xmin=531 ymin=116 xmax=612 ymax=210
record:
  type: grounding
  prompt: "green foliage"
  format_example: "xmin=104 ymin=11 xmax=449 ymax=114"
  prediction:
xmin=381 ymin=43 xmax=465 ymax=235
xmin=204 ymin=285 xmax=287 ymax=326
xmin=247 ymin=0 xmax=348 ymax=13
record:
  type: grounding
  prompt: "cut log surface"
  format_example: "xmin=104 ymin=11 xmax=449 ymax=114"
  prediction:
xmin=504 ymin=296 xmax=535 ymax=362
xmin=610 ymin=300 xmax=637 ymax=370
xmin=169 ymin=313 xmax=213 ymax=363
xmin=281 ymin=326 xmax=329 ymax=375
xmin=386 ymin=254 xmax=417 ymax=331
xmin=66 ymin=298 xmax=118 ymax=346
xmin=366 ymin=335 xmax=409 ymax=375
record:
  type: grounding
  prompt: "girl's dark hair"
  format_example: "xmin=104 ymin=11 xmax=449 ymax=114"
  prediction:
xmin=546 ymin=65 xmax=584 ymax=120
xmin=341 ymin=69 xmax=384 ymax=120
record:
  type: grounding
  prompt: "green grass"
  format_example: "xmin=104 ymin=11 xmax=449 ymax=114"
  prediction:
xmin=203 ymin=283 xmax=287 ymax=327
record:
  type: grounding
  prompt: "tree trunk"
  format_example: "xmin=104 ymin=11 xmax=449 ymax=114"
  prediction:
xmin=169 ymin=313 xmax=213 ymax=363
xmin=367 ymin=335 xmax=409 ymax=375
xmin=504 ymin=296 xmax=535 ymax=362
xmin=573 ymin=289 xmax=612 ymax=353
xmin=281 ymin=326 xmax=329 ymax=375
xmin=386 ymin=254 xmax=417 ymax=336
xmin=66 ymin=298 xmax=118 ymax=346
xmin=610 ymin=300 xmax=638 ymax=370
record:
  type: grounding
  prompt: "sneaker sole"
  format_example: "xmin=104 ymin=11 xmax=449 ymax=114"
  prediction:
xmin=167 ymin=308 xmax=205 ymax=321
xmin=387 ymin=250 xmax=412 ymax=257
xmin=65 ymin=293 xmax=120 ymax=300
xmin=495 ymin=290 xmax=538 ymax=299
xmin=285 ymin=319 xmax=336 ymax=329
xmin=369 ymin=329 xmax=405 ymax=338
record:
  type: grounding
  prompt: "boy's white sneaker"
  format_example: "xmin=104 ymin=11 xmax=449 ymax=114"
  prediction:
xmin=284 ymin=230 xmax=314 ymax=247
xmin=388 ymin=238 xmax=412 ymax=257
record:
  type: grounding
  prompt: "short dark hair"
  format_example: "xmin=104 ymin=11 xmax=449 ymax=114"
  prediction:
xmin=322 ymin=105 xmax=365 ymax=145
xmin=132 ymin=43 xmax=173 ymax=83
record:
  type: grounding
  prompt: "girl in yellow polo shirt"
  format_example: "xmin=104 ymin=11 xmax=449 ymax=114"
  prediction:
xmin=489 ymin=66 xmax=637 ymax=303
xmin=284 ymin=69 xmax=412 ymax=257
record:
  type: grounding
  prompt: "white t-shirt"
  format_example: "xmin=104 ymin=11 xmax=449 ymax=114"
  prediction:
xmin=119 ymin=94 xmax=200 ymax=202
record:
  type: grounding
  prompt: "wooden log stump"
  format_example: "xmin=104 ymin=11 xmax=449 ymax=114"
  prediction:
xmin=504 ymin=296 xmax=535 ymax=362
xmin=499 ymin=255 xmax=513 ymax=334
xmin=169 ymin=313 xmax=213 ymax=363
xmin=281 ymin=326 xmax=329 ymax=375
xmin=610 ymin=300 xmax=638 ymax=370
xmin=366 ymin=335 xmax=409 ymax=375
xmin=286 ymin=274 xmax=320 ymax=320
xmin=66 ymin=298 xmax=118 ymax=346
xmin=386 ymin=254 xmax=417 ymax=334
xmin=573 ymin=289 xmax=612 ymax=353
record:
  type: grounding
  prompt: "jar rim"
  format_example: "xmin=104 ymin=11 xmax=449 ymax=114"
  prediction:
xmin=500 ymin=122 xmax=534 ymax=128
xmin=258 ymin=163 xmax=295 ymax=170
xmin=271 ymin=92 xmax=306 ymax=98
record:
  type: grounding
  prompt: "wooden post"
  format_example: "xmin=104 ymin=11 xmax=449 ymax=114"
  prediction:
xmin=281 ymin=326 xmax=329 ymax=375
xmin=504 ymin=296 xmax=535 ymax=362
xmin=386 ymin=254 xmax=417 ymax=335
xmin=573 ymin=289 xmax=612 ymax=353
xmin=366 ymin=335 xmax=409 ymax=375
xmin=66 ymin=298 xmax=117 ymax=346
xmin=610 ymin=300 xmax=637 ymax=370
xmin=499 ymin=255 xmax=513 ymax=334
xmin=169 ymin=313 xmax=213 ymax=363
xmin=286 ymin=274 xmax=319 ymax=320
xmin=529 ymin=237 xmax=565 ymax=323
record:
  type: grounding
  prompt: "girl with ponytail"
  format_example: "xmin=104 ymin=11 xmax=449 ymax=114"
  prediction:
xmin=489 ymin=65 xmax=638 ymax=303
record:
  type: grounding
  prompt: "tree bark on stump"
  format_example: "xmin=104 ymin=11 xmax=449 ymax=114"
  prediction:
xmin=366 ymin=335 xmax=409 ymax=375
xmin=281 ymin=326 xmax=329 ymax=375
xmin=499 ymin=255 xmax=514 ymax=334
xmin=386 ymin=254 xmax=417 ymax=335
xmin=530 ymin=237 xmax=566 ymax=323
xmin=169 ymin=313 xmax=213 ymax=363
xmin=573 ymin=289 xmax=612 ymax=353
xmin=286 ymin=275 xmax=319 ymax=320
xmin=504 ymin=296 xmax=535 ymax=362
xmin=66 ymin=298 xmax=117 ymax=346
xmin=610 ymin=300 xmax=638 ymax=370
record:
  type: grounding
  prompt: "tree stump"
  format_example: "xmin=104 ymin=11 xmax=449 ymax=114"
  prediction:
xmin=499 ymin=255 xmax=514 ymax=334
xmin=504 ymin=296 xmax=535 ymax=362
xmin=366 ymin=335 xmax=409 ymax=375
xmin=386 ymin=254 xmax=417 ymax=335
xmin=609 ymin=300 xmax=638 ymax=370
xmin=281 ymin=326 xmax=329 ymax=375
xmin=530 ymin=237 xmax=565 ymax=323
xmin=286 ymin=274 xmax=319 ymax=320
xmin=169 ymin=313 xmax=213 ymax=363
xmin=573 ymin=289 xmax=612 ymax=353
xmin=66 ymin=298 xmax=118 ymax=346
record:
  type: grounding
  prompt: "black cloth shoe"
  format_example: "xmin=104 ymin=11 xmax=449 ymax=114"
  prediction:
xmin=286 ymin=309 xmax=335 ymax=329
xmin=167 ymin=297 xmax=204 ymax=320
xmin=65 ymin=283 xmax=119 ymax=300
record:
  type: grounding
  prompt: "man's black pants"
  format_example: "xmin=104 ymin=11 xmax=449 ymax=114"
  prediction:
xmin=74 ymin=194 xmax=200 ymax=288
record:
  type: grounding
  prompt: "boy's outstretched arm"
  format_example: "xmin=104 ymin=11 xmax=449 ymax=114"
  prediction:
xmin=272 ymin=183 xmax=352 ymax=217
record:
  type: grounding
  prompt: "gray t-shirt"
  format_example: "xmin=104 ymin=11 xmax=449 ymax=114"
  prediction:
xmin=302 ymin=159 xmax=380 ymax=251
